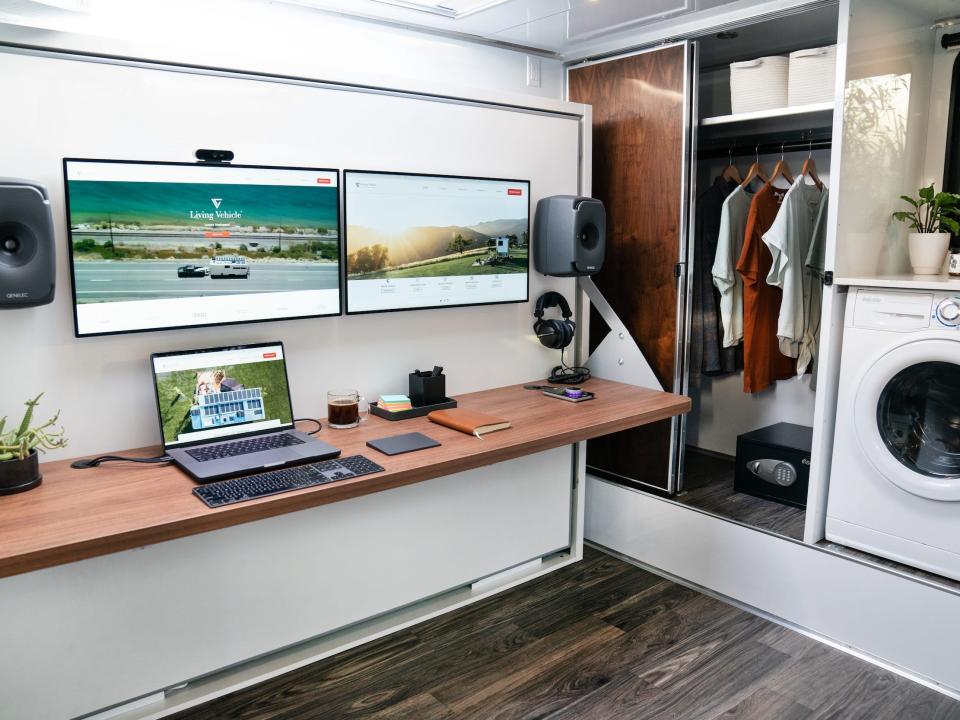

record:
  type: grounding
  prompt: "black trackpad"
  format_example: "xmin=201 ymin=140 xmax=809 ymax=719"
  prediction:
xmin=366 ymin=432 xmax=441 ymax=456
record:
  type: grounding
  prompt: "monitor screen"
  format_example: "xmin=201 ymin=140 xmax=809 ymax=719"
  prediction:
xmin=64 ymin=159 xmax=341 ymax=336
xmin=344 ymin=171 xmax=530 ymax=314
xmin=151 ymin=342 xmax=293 ymax=448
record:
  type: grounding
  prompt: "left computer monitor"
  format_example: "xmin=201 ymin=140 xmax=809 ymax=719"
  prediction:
xmin=63 ymin=159 xmax=341 ymax=337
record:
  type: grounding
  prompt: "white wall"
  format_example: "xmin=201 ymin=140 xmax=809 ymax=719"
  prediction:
xmin=0 ymin=50 xmax=582 ymax=461
xmin=0 ymin=0 xmax=564 ymax=99
xmin=833 ymin=0 xmax=936 ymax=277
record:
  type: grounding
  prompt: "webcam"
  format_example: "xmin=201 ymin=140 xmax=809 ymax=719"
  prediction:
xmin=195 ymin=149 xmax=234 ymax=163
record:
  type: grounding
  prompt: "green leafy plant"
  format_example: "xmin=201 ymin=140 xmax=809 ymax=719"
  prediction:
xmin=0 ymin=394 xmax=67 ymax=462
xmin=893 ymin=184 xmax=960 ymax=234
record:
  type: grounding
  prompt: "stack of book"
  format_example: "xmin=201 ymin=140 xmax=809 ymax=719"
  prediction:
xmin=378 ymin=394 xmax=413 ymax=412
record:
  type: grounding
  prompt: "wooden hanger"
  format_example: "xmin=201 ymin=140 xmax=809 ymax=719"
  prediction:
xmin=739 ymin=145 xmax=768 ymax=188
xmin=721 ymin=147 xmax=743 ymax=184
xmin=800 ymin=140 xmax=824 ymax=190
xmin=767 ymin=143 xmax=795 ymax=188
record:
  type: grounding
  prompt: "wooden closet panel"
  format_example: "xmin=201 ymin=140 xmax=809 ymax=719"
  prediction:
xmin=569 ymin=45 xmax=686 ymax=491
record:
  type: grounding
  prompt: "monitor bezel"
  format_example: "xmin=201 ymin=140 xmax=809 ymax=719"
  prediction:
xmin=342 ymin=169 xmax=531 ymax=316
xmin=150 ymin=340 xmax=295 ymax=451
xmin=63 ymin=157 xmax=343 ymax=338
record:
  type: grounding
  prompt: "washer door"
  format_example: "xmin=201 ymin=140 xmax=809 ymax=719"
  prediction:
xmin=855 ymin=339 xmax=960 ymax=501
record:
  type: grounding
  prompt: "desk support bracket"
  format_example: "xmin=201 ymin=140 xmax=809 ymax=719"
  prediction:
xmin=577 ymin=276 xmax=662 ymax=391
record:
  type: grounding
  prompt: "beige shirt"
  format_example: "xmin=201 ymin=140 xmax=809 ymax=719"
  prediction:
xmin=762 ymin=177 xmax=828 ymax=376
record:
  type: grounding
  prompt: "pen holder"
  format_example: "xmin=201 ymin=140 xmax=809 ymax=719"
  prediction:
xmin=409 ymin=373 xmax=445 ymax=407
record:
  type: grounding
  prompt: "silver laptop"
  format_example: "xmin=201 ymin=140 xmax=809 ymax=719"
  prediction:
xmin=151 ymin=342 xmax=339 ymax=483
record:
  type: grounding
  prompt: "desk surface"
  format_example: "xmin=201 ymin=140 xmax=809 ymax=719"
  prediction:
xmin=0 ymin=378 xmax=688 ymax=579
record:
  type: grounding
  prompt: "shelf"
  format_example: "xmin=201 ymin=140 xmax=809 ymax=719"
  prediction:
xmin=834 ymin=273 xmax=960 ymax=292
xmin=700 ymin=101 xmax=835 ymax=127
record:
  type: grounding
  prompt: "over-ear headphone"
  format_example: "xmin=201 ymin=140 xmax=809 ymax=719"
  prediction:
xmin=534 ymin=291 xmax=576 ymax=350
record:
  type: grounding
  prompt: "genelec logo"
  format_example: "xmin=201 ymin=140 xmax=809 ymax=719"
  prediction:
xmin=6 ymin=292 xmax=29 ymax=299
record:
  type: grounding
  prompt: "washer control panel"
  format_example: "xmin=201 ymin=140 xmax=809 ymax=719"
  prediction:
xmin=935 ymin=297 xmax=960 ymax=327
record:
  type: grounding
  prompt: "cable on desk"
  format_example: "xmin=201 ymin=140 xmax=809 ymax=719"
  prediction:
xmin=549 ymin=347 xmax=591 ymax=385
xmin=70 ymin=454 xmax=173 ymax=469
xmin=294 ymin=418 xmax=322 ymax=435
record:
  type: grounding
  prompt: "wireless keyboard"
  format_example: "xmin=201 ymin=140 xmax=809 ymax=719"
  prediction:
xmin=186 ymin=433 xmax=304 ymax=463
xmin=193 ymin=455 xmax=385 ymax=508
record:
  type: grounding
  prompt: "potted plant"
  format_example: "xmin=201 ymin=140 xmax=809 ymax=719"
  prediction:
xmin=893 ymin=184 xmax=960 ymax=274
xmin=0 ymin=394 xmax=67 ymax=495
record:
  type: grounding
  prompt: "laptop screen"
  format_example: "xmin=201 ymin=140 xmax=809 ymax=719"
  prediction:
xmin=151 ymin=343 xmax=294 ymax=448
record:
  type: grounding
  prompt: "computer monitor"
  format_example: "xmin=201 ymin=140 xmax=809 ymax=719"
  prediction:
xmin=64 ymin=159 xmax=341 ymax=336
xmin=151 ymin=342 xmax=294 ymax=449
xmin=344 ymin=170 xmax=530 ymax=314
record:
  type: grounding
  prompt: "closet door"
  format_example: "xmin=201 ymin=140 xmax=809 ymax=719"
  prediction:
xmin=569 ymin=43 xmax=693 ymax=493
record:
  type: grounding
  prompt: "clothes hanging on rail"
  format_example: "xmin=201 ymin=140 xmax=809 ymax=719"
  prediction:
xmin=691 ymin=176 xmax=742 ymax=377
xmin=762 ymin=177 xmax=829 ymax=378
xmin=737 ymin=182 xmax=796 ymax=394
xmin=713 ymin=184 xmax=753 ymax=350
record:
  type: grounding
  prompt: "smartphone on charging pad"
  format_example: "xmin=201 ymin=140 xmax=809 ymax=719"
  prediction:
xmin=542 ymin=386 xmax=595 ymax=403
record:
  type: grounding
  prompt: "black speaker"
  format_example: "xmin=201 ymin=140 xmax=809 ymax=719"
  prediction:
xmin=0 ymin=179 xmax=55 ymax=308
xmin=533 ymin=195 xmax=606 ymax=277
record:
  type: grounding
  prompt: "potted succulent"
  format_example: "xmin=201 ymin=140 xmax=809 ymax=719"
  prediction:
xmin=893 ymin=184 xmax=960 ymax=274
xmin=0 ymin=394 xmax=67 ymax=495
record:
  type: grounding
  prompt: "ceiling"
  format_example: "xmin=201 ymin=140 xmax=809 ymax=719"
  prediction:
xmin=289 ymin=0 xmax=741 ymax=54
xmin=0 ymin=0 xmax=753 ymax=56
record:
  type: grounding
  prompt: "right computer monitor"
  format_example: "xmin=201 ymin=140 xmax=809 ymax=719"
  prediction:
xmin=344 ymin=170 xmax=530 ymax=314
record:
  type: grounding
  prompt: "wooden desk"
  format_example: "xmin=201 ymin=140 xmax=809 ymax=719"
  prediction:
xmin=0 ymin=378 xmax=688 ymax=579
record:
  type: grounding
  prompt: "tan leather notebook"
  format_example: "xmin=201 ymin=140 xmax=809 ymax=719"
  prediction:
xmin=427 ymin=408 xmax=511 ymax=438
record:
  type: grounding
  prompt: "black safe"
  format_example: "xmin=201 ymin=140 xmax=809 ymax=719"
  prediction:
xmin=734 ymin=422 xmax=812 ymax=509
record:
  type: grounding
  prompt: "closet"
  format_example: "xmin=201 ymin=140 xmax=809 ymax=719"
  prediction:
xmin=569 ymin=3 xmax=840 ymax=540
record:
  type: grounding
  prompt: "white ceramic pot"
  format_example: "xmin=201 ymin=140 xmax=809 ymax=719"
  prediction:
xmin=908 ymin=232 xmax=950 ymax=275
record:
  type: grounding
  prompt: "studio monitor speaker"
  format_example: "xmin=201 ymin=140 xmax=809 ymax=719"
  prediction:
xmin=533 ymin=195 xmax=606 ymax=277
xmin=0 ymin=179 xmax=55 ymax=308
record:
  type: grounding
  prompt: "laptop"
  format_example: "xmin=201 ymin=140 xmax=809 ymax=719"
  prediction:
xmin=151 ymin=341 xmax=339 ymax=483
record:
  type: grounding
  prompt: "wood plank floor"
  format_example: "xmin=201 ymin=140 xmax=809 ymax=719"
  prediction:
xmin=677 ymin=448 xmax=806 ymax=541
xmin=170 ymin=547 xmax=960 ymax=720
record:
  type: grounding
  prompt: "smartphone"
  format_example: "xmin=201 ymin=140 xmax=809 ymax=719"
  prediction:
xmin=542 ymin=387 xmax=595 ymax=403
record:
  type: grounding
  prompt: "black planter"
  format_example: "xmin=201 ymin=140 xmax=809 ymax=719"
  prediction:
xmin=0 ymin=450 xmax=42 ymax=495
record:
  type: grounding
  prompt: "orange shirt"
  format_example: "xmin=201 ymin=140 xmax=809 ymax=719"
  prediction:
xmin=736 ymin=183 xmax=796 ymax=393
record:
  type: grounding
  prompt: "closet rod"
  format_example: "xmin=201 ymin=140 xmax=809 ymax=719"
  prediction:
xmin=698 ymin=138 xmax=832 ymax=160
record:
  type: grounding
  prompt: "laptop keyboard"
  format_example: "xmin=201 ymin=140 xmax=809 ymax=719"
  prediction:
xmin=186 ymin=433 xmax=304 ymax=462
xmin=193 ymin=455 xmax=386 ymax=508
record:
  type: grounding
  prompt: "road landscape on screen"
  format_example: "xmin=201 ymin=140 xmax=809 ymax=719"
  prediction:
xmin=345 ymin=172 xmax=529 ymax=313
xmin=66 ymin=161 xmax=341 ymax=334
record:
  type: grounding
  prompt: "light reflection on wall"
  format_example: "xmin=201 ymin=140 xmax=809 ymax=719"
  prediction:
xmin=838 ymin=73 xmax=911 ymax=275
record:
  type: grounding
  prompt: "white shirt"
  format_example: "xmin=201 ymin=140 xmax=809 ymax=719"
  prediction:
xmin=712 ymin=186 xmax=753 ymax=348
xmin=762 ymin=177 xmax=828 ymax=375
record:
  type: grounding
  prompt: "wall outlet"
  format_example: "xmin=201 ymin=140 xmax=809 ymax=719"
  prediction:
xmin=526 ymin=56 xmax=541 ymax=88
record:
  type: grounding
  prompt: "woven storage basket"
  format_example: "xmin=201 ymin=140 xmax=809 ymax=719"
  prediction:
xmin=729 ymin=55 xmax=788 ymax=114
xmin=788 ymin=45 xmax=838 ymax=105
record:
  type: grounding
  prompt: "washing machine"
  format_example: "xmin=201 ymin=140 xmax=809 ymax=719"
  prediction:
xmin=827 ymin=287 xmax=960 ymax=581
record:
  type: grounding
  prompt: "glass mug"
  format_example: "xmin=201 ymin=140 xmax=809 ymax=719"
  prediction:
xmin=327 ymin=389 xmax=369 ymax=429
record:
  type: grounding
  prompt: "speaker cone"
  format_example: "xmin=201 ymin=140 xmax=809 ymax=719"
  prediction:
xmin=0 ymin=222 xmax=38 ymax=268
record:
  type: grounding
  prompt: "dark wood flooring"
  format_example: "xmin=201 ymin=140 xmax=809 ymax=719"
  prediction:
xmin=170 ymin=546 xmax=959 ymax=720
xmin=677 ymin=448 xmax=806 ymax=541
